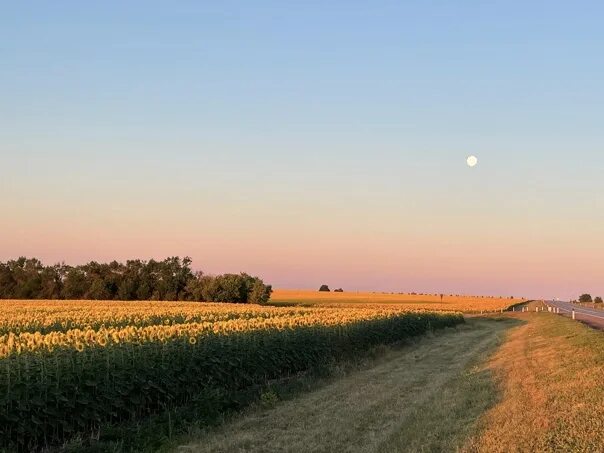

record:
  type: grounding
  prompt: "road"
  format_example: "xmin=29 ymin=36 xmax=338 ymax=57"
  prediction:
xmin=546 ymin=300 xmax=604 ymax=329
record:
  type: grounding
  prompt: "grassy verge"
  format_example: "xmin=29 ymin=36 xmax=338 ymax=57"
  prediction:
xmin=462 ymin=312 xmax=604 ymax=452
xmin=175 ymin=318 xmax=518 ymax=453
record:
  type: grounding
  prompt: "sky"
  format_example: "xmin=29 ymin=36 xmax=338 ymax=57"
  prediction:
xmin=1 ymin=1 xmax=604 ymax=299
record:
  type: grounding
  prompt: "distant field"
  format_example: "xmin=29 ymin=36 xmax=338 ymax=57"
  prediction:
xmin=270 ymin=289 xmax=524 ymax=313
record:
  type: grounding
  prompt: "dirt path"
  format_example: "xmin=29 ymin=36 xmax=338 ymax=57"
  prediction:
xmin=176 ymin=319 xmax=516 ymax=453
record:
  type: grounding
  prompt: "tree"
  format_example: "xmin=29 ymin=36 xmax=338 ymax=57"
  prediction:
xmin=9 ymin=257 xmax=45 ymax=299
xmin=0 ymin=262 xmax=16 ymax=298
xmin=136 ymin=262 xmax=155 ymax=300
xmin=183 ymin=271 xmax=205 ymax=301
xmin=39 ymin=264 xmax=64 ymax=299
xmin=579 ymin=294 xmax=593 ymax=303
xmin=334 ymin=288 xmax=344 ymax=292
xmin=595 ymin=296 xmax=603 ymax=304
xmin=87 ymin=277 xmax=111 ymax=300
xmin=319 ymin=285 xmax=330 ymax=292
xmin=200 ymin=274 xmax=248 ymax=303
xmin=196 ymin=273 xmax=271 ymax=304
xmin=249 ymin=280 xmax=272 ymax=304
xmin=0 ymin=257 xmax=271 ymax=304
xmin=61 ymin=267 xmax=89 ymax=299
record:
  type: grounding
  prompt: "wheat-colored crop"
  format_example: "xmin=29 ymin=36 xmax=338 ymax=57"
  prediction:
xmin=270 ymin=289 xmax=523 ymax=312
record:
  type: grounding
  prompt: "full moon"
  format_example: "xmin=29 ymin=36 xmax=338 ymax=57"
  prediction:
xmin=467 ymin=155 xmax=478 ymax=167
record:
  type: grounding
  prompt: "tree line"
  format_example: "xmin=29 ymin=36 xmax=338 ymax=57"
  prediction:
xmin=578 ymin=294 xmax=603 ymax=304
xmin=0 ymin=257 xmax=272 ymax=304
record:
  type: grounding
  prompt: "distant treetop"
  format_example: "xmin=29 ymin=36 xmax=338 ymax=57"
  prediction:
xmin=318 ymin=285 xmax=330 ymax=292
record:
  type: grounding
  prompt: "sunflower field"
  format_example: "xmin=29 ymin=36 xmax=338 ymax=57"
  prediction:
xmin=0 ymin=300 xmax=463 ymax=451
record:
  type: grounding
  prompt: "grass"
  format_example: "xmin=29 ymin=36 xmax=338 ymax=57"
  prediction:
xmin=577 ymin=302 xmax=604 ymax=311
xmin=270 ymin=289 xmax=523 ymax=313
xmin=174 ymin=318 xmax=517 ymax=452
xmin=174 ymin=312 xmax=604 ymax=452
xmin=462 ymin=312 xmax=604 ymax=452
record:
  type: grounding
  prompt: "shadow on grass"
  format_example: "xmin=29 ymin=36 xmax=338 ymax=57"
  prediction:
xmin=377 ymin=316 xmax=524 ymax=452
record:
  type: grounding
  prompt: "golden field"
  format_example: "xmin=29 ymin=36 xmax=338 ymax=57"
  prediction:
xmin=0 ymin=293 xmax=523 ymax=358
xmin=0 ymin=299 xmax=440 ymax=357
xmin=270 ymin=289 xmax=524 ymax=312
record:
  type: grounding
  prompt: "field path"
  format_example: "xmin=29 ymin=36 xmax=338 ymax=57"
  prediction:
xmin=177 ymin=319 xmax=516 ymax=453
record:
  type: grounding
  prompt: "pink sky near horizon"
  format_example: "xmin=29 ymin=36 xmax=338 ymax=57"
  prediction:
xmin=1 ymin=192 xmax=601 ymax=300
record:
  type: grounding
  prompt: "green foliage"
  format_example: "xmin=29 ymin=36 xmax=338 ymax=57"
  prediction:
xmin=579 ymin=294 xmax=593 ymax=303
xmin=319 ymin=285 xmax=330 ymax=292
xmin=200 ymin=274 xmax=248 ymax=302
xmin=249 ymin=280 xmax=272 ymax=305
xmin=260 ymin=390 xmax=280 ymax=408
xmin=196 ymin=273 xmax=272 ymax=304
xmin=62 ymin=267 xmax=90 ymax=299
xmin=0 ymin=257 xmax=271 ymax=304
xmin=595 ymin=296 xmax=603 ymax=304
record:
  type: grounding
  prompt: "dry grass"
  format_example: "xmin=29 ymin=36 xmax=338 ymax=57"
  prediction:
xmin=463 ymin=313 xmax=604 ymax=452
xmin=271 ymin=289 xmax=523 ymax=313
xmin=175 ymin=318 xmax=515 ymax=453
xmin=577 ymin=302 xmax=604 ymax=311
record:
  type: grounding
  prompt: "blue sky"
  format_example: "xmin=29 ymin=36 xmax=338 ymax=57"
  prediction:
xmin=2 ymin=1 xmax=604 ymax=298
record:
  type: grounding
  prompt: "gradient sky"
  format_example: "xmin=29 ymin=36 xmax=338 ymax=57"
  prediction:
xmin=2 ymin=1 xmax=604 ymax=299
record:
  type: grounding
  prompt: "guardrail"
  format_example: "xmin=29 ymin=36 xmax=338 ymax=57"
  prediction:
xmin=545 ymin=302 xmax=604 ymax=321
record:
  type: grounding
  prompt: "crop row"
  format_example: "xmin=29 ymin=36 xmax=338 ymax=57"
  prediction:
xmin=0 ymin=300 xmax=339 ymax=335
xmin=0 ymin=304 xmax=425 ymax=357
